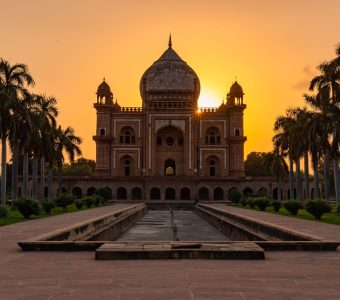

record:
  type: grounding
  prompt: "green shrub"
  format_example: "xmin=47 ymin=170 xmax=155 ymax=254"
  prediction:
xmin=94 ymin=188 xmax=111 ymax=201
xmin=41 ymin=201 xmax=56 ymax=214
xmin=75 ymin=199 xmax=84 ymax=210
xmin=254 ymin=197 xmax=270 ymax=211
xmin=247 ymin=198 xmax=255 ymax=209
xmin=283 ymin=200 xmax=303 ymax=216
xmin=0 ymin=205 xmax=8 ymax=217
xmin=93 ymin=194 xmax=104 ymax=206
xmin=240 ymin=197 xmax=248 ymax=207
xmin=271 ymin=201 xmax=281 ymax=213
xmin=55 ymin=193 xmax=74 ymax=211
xmin=82 ymin=196 xmax=94 ymax=208
xmin=228 ymin=189 xmax=243 ymax=205
xmin=337 ymin=205 xmax=340 ymax=214
xmin=305 ymin=200 xmax=331 ymax=220
xmin=14 ymin=198 xmax=41 ymax=219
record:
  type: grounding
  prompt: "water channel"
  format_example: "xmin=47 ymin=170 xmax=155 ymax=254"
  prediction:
xmin=116 ymin=210 xmax=229 ymax=241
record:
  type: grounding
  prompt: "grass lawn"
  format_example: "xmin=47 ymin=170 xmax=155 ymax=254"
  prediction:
xmin=0 ymin=204 xmax=96 ymax=227
xmin=239 ymin=204 xmax=340 ymax=226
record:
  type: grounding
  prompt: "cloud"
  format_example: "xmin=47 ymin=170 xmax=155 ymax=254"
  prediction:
xmin=291 ymin=65 xmax=318 ymax=91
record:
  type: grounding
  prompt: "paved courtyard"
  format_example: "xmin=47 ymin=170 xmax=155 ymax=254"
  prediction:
xmin=0 ymin=204 xmax=340 ymax=299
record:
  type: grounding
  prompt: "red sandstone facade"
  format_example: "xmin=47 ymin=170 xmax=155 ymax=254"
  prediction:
xmin=93 ymin=39 xmax=247 ymax=200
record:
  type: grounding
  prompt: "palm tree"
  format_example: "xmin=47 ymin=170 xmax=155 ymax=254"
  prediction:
xmin=308 ymin=47 xmax=340 ymax=204
xmin=264 ymin=146 xmax=288 ymax=200
xmin=32 ymin=95 xmax=58 ymax=200
xmin=55 ymin=126 xmax=82 ymax=196
xmin=274 ymin=109 xmax=305 ymax=200
xmin=0 ymin=59 xmax=34 ymax=204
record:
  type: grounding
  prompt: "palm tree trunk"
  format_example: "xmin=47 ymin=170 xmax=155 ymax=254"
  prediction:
xmin=323 ymin=150 xmax=330 ymax=203
xmin=278 ymin=174 xmax=282 ymax=201
xmin=334 ymin=159 xmax=340 ymax=207
xmin=289 ymin=158 xmax=294 ymax=199
xmin=295 ymin=158 xmax=302 ymax=200
xmin=312 ymin=150 xmax=320 ymax=199
xmin=1 ymin=138 xmax=7 ymax=205
xmin=58 ymin=164 xmax=62 ymax=196
xmin=40 ymin=157 xmax=45 ymax=201
xmin=11 ymin=142 xmax=19 ymax=202
xmin=32 ymin=157 xmax=38 ymax=200
xmin=304 ymin=151 xmax=311 ymax=200
xmin=22 ymin=153 xmax=29 ymax=198
xmin=48 ymin=167 xmax=53 ymax=201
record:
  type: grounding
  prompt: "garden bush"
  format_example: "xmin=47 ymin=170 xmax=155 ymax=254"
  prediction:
xmin=75 ymin=199 xmax=84 ymax=210
xmin=283 ymin=200 xmax=303 ymax=216
xmin=247 ymin=198 xmax=255 ymax=209
xmin=271 ymin=201 xmax=281 ymax=213
xmin=82 ymin=196 xmax=94 ymax=208
xmin=93 ymin=194 xmax=104 ymax=206
xmin=94 ymin=188 xmax=111 ymax=202
xmin=254 ymin=197 xmax=270 ymax=211
xmin=305 ymin=200 xmax=331 ymax=220
xmin=0 ymin=205 xmax=8 ymax=217
xmin=55 ymin=193 xmax=74 ymax=211
xmin=41 ymin=201 xmax=56 ymax=214
xmin=240 ymin=197 xmax=248 ymax=207
xmin=228 ymin=189 xmax=243 ymax=205
xmin=337 ymin=205 xmax=340 ymax=214
xmin=14 ymin=198 xmax=41 ymax=219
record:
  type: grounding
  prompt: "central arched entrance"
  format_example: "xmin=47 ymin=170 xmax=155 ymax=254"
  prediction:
xmin=165 ymin=187 xmax=175 ymax=200
xmin=156 ymin=126 xmax=184 ymax=176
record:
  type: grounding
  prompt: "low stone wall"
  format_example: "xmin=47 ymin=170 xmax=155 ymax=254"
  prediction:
xmin=195 ymin=204 xmax=319 ymax=241
xmin=19 ymin=204 xmax=146 ymax=244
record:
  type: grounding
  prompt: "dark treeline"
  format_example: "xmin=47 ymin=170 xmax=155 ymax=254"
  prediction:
xmin=271 ymin=45 xmax=340 ymax=204
xmin=0 ymin=58 xmax=83 ymax=204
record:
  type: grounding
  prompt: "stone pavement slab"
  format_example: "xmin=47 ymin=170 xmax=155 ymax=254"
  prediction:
xmin=207 ymin=204 xmax=340 ymax=241
xmin=1 ymin=204 xmax=340 ymax=299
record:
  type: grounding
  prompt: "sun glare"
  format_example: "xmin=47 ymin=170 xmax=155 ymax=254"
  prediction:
xmin=198 ymin=90 xmax=221 ymax=108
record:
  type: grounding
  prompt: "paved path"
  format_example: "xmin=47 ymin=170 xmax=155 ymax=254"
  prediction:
xmin=0 ymin=204 xmax=340 ymax=299
xmin=207 ymin=204 xmax=340 ymax=240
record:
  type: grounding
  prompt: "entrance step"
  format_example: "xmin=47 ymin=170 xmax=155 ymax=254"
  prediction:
xmin=95 ymin=241 xmax=265 ymax=260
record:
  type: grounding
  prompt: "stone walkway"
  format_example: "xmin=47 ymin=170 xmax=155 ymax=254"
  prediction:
xmin=0 ymin=204 xmax=340 ymax=299
xmin=207 ymin=204 xmax=340 ymax=240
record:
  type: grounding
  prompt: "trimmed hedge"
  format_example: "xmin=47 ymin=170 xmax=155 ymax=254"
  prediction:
xmin=283 ymin=200 xmax=303 ymax=216
xmin=0 ymin=205 xmax=8 ymax=217
xmin=14 ymin=198 xmax=41 ymax=219
xmin=56 ymin=193 xmax=74 ymax=211
xmin=254 ymin=197 xmax=270 ymax=211
xmin=305 ymin=200 xmax=331 ymax=220
xmin=94 ymin=188 xmax=111 ymax=201
xmin=228 ymin=189 xmax=243 ymax=205
xmin=41 ymin=201 xmax=56 ymax=214
xmin=271 ymin=201 xmax=281 ymax=213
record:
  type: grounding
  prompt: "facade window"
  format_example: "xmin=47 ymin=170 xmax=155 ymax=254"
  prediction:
xmin=164 ymin=159 xmax=176 ymax=176
xmin=124 ymin=160 xmax=131 ymax=176
xmin=205 ymin=127 xmax=220 ymax=145
xmin=120 ymin=127 xmax=135 ymax=144
xmin=100 ymin=128 xmax=105 ymax=136
xmin=235 ymin=129 xmax=240 ymax=136
xmin=166 ymin=136 xmax=175 ymax=146
xmin=209 ymin=160 xmax=216 ymax=176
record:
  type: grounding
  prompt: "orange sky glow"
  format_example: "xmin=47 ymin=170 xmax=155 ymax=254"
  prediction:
xmin=1 ymin=0 xmax=340 ymax=161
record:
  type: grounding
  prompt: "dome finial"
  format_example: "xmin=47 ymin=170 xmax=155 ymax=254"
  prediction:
xmin=168 ymin=34 xmax=172 ymax=48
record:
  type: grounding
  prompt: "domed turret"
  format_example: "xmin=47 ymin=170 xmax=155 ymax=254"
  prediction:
xmin=227 ymin=81 xmax=244 ymax=106
xmin=140 ymin=35 xmax=200 ymax=108
xmin=96 ymin=78 xmax=113 ymax=105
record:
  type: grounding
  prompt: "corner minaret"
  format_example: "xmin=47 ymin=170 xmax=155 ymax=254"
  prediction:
xmin=93 ymin=79 xmax=114 ymax=176
xmin=226 ymin=81 xmax=247 ymax=177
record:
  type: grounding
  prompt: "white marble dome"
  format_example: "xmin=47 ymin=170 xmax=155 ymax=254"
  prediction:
xmin=140 ymin=38 xmax=200 ymax=100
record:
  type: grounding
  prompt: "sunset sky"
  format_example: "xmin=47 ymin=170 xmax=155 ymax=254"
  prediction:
xmin=1 ymin=0 xmax=340 ymax=161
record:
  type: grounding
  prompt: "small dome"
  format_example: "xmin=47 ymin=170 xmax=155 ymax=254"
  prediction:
xmin=97 ymin=79 xmax=111 ymax=96
xmin=229 ymin=81 xmax=244 ymax=99
xmin=140 ymin=37 xmax=200 ymax=103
